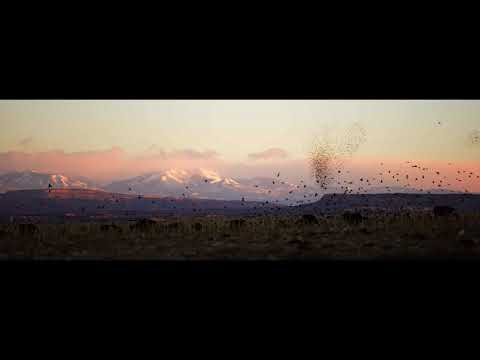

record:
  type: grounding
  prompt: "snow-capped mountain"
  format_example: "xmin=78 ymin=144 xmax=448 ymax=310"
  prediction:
xmin=104 ymin=169 xmax=303 ymax=202
xmin=105 ymin=169 xmax=239 ymax=200
xmin=0 ymin=171 xmax=97 ymax=193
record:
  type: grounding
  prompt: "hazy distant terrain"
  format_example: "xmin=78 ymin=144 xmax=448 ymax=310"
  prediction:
xmin=0 ymin=189 xmax=271 ymax=222
xmin=1 ymin=188 xmax=480 ymax=223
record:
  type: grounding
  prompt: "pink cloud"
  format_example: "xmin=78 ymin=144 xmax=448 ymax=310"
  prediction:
xmin=0 ymin=147 xmax=127 ymax=180
xmin=139 ymin=148 xmax=219 ymax=160
xmin=0 ymin=147 xmax=222 ymax=182
xmin=248 ymin=148 xmax=289 ymax=161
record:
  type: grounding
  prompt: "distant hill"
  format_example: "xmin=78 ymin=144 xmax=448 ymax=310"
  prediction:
xmin=0 ymin=188 xmax=276 ymax=218
xmin=293 ymin=193 xmax=480 ymax=214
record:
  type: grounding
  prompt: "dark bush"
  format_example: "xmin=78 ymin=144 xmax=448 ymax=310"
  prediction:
xmin=343 ymin=211 xmax=365 ymax=225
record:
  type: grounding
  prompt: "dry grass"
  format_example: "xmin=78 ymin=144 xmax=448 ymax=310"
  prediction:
xmin=0 ymin=212 xmax=479 ymax=259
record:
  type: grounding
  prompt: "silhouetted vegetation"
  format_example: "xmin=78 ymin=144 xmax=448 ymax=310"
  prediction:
xmin=1 ymin=211 xmax=479 ymax=259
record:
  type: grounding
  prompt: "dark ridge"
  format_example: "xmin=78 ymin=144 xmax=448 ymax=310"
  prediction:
xmin=0 ymin=188 xmax=284 ymax=222
xmin=294 ymin=193 xmax=480 ymax=214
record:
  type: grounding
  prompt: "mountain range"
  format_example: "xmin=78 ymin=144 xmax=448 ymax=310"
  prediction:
xmin=0 ymin=169 xmax=304 ymax=203
xmin=0 ymin=169 xmax=467 ymax=204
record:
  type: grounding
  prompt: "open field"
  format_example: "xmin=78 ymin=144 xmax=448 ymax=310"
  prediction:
xmin=1 ymin=212 xmax=480 ymax=259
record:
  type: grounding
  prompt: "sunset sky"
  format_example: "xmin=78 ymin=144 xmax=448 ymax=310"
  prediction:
xmin=1 ymin=100 xmax=479 ymax=190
